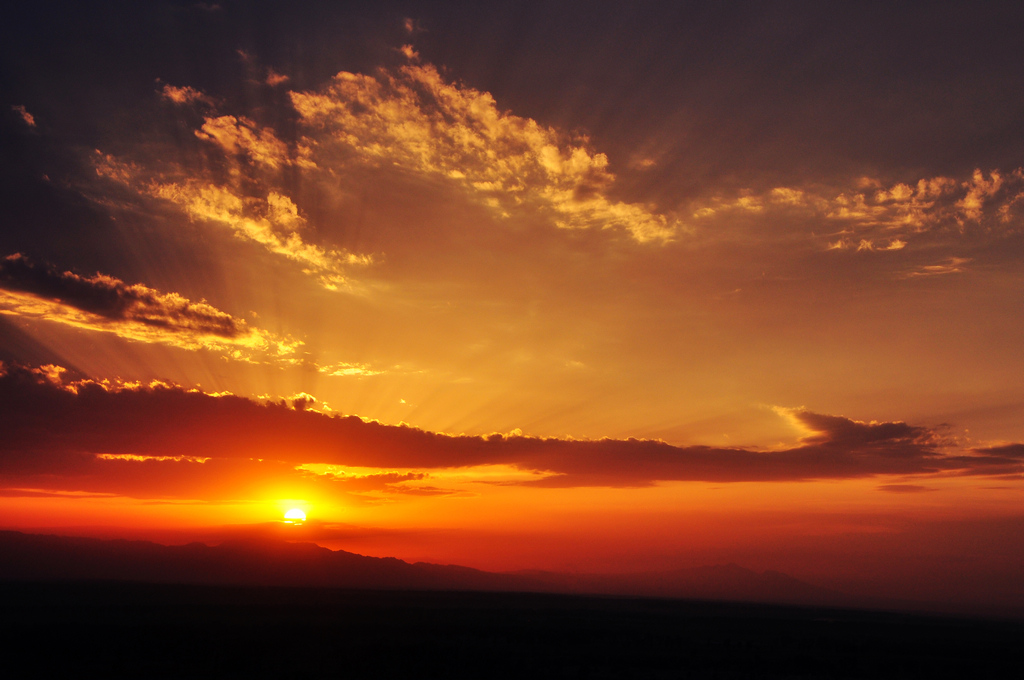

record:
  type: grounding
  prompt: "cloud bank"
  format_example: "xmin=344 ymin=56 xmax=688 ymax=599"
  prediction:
xmin=1 ymin=364 xmax=1020 ymax=500
xmin=0 ymin=254 xmax=299 ymax=361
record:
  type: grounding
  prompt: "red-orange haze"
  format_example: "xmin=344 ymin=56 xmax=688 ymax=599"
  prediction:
xmin=2 ymin=1 xmax=1024 ymax=612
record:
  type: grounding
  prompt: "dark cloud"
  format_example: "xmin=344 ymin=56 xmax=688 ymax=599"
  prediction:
xmin=2 ymin=364 xmax=1021 ymax=498
xmin=877 ymin=484 xmax=933 ymax=494
xmin=0 ymin=253 xmax=243 ymax=337
xmin=791 ymin=411 xmax=930 ymax=451
xmin=0 ymin=254 xmax=300 ymax=361
xmin=972 ymin=443 xmax=1024 ymax=459
xmin=386 ymin=485 xmax=457 ymax=497
xmin=0 ymin=488 xmax=115 ymax=499
xmin=954 ymin=443 xmax=1024 ymax=478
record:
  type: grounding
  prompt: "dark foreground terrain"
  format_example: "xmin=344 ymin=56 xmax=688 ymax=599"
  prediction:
xmin=1 ymin=581 xmax=1020 ymax=679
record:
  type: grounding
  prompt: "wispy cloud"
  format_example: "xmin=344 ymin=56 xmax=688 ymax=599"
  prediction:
xmin=265 ymin=68 xmax=290 ymax=87
xmin=296 ymin=465 xmax=439 ymax=495
xmin=148 ymin=182 xmax=369 ymax=291
xmin=899 ymin=257 xmax=971 ymax=279
xmin=93 ymin=55 xmax=683 ymax=303
xmin=290 ymin=62 xmax=679 ymax=242
xmin=92 ymin=134 xmax=369 ymax=291
xmin=0 ymin=254 xmax=300 ymax=361
xmin=317 ymin=361 xmax=388 ymax=377
xmin=159 ymin=84 xmax=214 ymax=107
xmin=11 ymin=105 xmax=36 ymax=127
xmin=877 ymin=484 xmax=933 ymax=493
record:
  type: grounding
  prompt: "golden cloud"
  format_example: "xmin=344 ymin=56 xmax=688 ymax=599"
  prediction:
xmin=159 ymin=84 xmax=213 ymax=107
xmin=92 ymin=136 xmax=369 ymax=292
xmin=317 ymin=361 xmax=387 ymax=377
xmin=195 ymin=115 xmax=315 ymax=169
xmin=149 ymin=182 xmax=370 ymax=291
xmin=824 ymin=170 xmax=1022 ymax=236
xmin=290 ymin=62 xmax=679 ymax=242
xmin=691 ymin=168 xmax=1024 ymax=252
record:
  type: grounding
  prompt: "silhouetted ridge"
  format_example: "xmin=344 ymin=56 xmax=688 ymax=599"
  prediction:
xmin=0 ymin=530 xmax=848 ymax=607
xmin=0 ymin=531 xmax=522 ymax=591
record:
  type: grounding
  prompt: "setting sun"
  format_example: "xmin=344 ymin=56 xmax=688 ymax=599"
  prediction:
xmin=283 ymin=508 xmax=306 ymax=524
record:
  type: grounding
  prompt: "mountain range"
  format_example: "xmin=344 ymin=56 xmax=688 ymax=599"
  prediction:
xmin=0 ymin=529 xmax=847 ymax=607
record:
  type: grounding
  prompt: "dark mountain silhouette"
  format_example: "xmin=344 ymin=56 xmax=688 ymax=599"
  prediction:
xmin=0 ymin=530 xmax=848 ymax=607
xmin=0 ymin=530 xmax=524 ymax=591
xmin=513 ymin=563 xmax=848 ymax=606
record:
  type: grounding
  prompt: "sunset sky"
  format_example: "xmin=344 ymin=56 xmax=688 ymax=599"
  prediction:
xmin=2 ymin=1 xmax=1023 ymax=607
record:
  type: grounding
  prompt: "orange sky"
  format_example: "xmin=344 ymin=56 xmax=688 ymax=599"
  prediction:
xmin=1 ymin=1 xmax=1023 ymax=609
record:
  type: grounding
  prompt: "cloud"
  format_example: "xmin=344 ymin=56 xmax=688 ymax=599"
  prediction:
xmin=195 ymin=115 xmax=314 ymax=169
xmin=11 ymin=105 xmax=35 ymax=127
xmin=265 ymin=69 xmax=290 ymax=87
xmin=88 ymin=56 xmax=680 ymax=303
xmin=973 ymin=443 xmax=1024 ymax=458
xmin=965 ymin=444 xmax=1024 ymax=477
xmin=317 ymin=361 xmax=387 ymax=377
xmin=290 ymin=63 xmax=679 ymax=242
xmin=694 ymin=168 xmax=1024 ymax=252
xmin=402 ymin=17 xmax=425 ymax=36
xmin=852 ymin=170 xmax=1016 ymax=231
xmin=0 ymin=488 xmax=118 ymax=499
xmin=2 ymin=364 xmax=1021 ymax=499
xmin=92 ymin=152 xmax=371 ymax=292
xmin=786 ymin=410 xmax=932 ymax=448
xmin=97 ymin=453 xmax=211 ymax=463
xmin=0 ymin=254 xmax=300 ymax=361
xmin=957 ymin=169 xmax=1004 ymax=222
xmin=877 ymin=484 xmax=933 ymax=493
xmin=159 ymin=84 xmax=213 ymax=107
xmin=296 ymin=466 xmax=437 ymax=494
xmin=826 ymin=237 xmax=907 ymax=252
xmin=149 ymin=183 xmax=371 ymax=291
xmin=899 ymin=257 xmax=971 ymax=279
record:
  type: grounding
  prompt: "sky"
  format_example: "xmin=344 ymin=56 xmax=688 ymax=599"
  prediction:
xmin=2 ymin=1 xmax=1023 ymax=607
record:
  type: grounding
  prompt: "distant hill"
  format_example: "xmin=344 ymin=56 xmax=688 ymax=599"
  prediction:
xmin=0 ymin=531 xmax=525 ymax=592
xmin=514 ymin=562 xmax=849 ymax=606
xmin=0 ymin=530 xmax=847 ymax=607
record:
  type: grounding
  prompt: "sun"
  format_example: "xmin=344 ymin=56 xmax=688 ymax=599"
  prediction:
xmin=283 ymin=508 xmax=306 ymax=524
